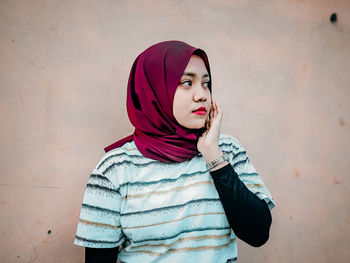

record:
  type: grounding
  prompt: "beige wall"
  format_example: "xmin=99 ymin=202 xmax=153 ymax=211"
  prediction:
xmin=1 ymin=0 xmax=349 ymax=262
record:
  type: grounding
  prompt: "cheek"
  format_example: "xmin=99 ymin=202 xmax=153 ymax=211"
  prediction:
xmin=206 ymin=90 xmax=212 ymax=106
xmin=173 ymin=89 xmax=186 ymax=118
xmin=173 ymin=88 xmax=191 ymax=122
xmin=207 ymin=91 xmax=212 ymax=104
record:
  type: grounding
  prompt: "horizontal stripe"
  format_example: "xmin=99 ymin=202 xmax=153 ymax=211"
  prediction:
xmin=98 ymin=150 xmax=145 ymax=170
xmin=168 ymin=237 xmax=236 ymax=253
xmin=123 ymin=212 xmax=225 ymax=229
xmin=100 ymin=140 xmax=236 ymax=167
xmin=121 ymin=198 xmax=220 ymax=217
xmin=75 ymin=235 xmax=123 ymax=245
xmin=222 ymin=149 xmax=230 ymax=154
xmin=120 ymin=170 xmax=208 ymax=189
xmin=219 ymin=141 xmax=239 ymax=150
xmin=232 ymin=158 xmax=248 ymax=168
xmin=128 ymin=232 xmax=231 ymax=249
xmin=124 ymin=237 xmax=236 ymax=256
xmin=90 ymin=173 xmax=112 ymax=183
xmin=102 ymin=160 xmax=139 ymax=175
xmin=79 ymin=218 xmax=120 ymax=229
xmin=239 ymin=172 xmax=258 ymax=177
xmin=82 ymin=203 xmax=120 ymax=216
xmin=86 ymin=184 xmax=120 ymax=195
xmin=232 ymin=150 xmax=246 ymax=159
xmin=99 ymin=140 xmax=239 ymax=173
xmin=132 ymin=226 xmax=231 ymax=243
xmin=245 ymin=183 xmax=265 ymax=188
xmin=124 ymin=180 xmax=214 ymax=200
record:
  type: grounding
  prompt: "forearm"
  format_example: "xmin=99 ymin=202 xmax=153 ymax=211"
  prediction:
xmin=85 ymin=247 xmax=119 ymax=263
xmin=210 ymin=163 xmax=272 ymax=247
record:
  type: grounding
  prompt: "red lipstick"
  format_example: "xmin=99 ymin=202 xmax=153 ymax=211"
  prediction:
xmin=192 ymin=107 xmax=207 ymax=115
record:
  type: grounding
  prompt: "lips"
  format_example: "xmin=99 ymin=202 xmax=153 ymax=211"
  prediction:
xmin=192 ymin=107 xmax=207 ymax=115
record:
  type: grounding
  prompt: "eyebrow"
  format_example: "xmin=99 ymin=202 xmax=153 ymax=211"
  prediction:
xmin=182 ymin=72 xmax=210 ymax=79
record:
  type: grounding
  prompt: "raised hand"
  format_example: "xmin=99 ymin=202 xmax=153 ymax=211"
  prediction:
xmin=197 ymin=99 xmax=224 ymax=165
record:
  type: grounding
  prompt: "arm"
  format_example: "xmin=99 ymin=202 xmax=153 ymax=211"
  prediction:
xmin=197 ymin=100 xmax=272 ymax=247
xmin=85 ymin=247 xmax=119 ymax=263
xmin=74 ymin=169 xmax=124 ymax=261
xmin=210 ymin=163 xmax=271 ymax=247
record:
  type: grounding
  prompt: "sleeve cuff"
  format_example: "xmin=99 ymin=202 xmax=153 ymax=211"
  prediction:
xmin=209 ymin=163 xmax=237 ymax=179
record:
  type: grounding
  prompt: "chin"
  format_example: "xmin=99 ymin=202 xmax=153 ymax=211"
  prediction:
xmin=185 ymin=122 xmax=206 ymax=130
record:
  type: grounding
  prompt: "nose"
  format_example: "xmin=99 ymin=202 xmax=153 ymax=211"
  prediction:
xmin=193 ymin=84 xmax=208 ymax=102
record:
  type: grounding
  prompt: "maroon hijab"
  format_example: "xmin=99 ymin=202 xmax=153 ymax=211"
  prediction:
xmin=104 ymin=40 xmax=211 ymax=163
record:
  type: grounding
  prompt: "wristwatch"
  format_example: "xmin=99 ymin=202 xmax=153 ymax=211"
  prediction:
xmin=206 ymin=154 xmax=229 ymax=170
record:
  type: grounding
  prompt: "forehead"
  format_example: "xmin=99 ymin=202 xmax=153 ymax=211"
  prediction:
xmin=183 ymin=55 xmax=208 ymax=74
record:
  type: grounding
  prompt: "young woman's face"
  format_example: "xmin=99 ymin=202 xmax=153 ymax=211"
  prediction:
xmin=173 ymin=55 xmax=212 ymax=129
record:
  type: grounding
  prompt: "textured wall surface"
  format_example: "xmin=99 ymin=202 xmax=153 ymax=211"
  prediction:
xmin=0 ymin=0 xmax=349 ymax=262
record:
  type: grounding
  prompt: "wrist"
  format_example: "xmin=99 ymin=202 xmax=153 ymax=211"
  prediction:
xmin=206 ymin=153 xmax=229 ymax=171
xmin=209 ymin=161 xmax=229 ymax=172
xmin=201 ymin=146 xmax=222 ymax=164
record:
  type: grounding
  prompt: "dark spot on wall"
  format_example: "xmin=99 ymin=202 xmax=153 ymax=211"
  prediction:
xmin=330 ymin=13 xmax=337 ymax=24
xmin=47 ymin=230 xmax=52 ymax=235
xmin=333 ymin=178 xmax=340 ymax=185
xmin=17 ymin=255 xmax=20 ymax=259
xmin=294 ymin=170 xmax=300 ymax=179
xmin=289 ymin=216 xmax=293 ymax=220
xmin=12 ymin=40 xmax=14 ymax=43
xmin=339 ymin=117 xmax=344 ymax=126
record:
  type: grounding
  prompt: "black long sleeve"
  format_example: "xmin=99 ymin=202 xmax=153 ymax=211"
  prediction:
xmin=85 ymin=247 xmax=119 ymax=263
xmin=210 ymin=163 xmax=272 ymax=247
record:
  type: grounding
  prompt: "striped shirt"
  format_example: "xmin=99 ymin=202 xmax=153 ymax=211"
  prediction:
xmin=74 ymin=134 xmax=275 ymax=262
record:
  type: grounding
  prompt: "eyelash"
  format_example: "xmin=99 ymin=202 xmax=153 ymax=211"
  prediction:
xmin=180 ymin=80 xmax=192 ymax=87
xmin=180 ymin=80 xmax=210 ymax=88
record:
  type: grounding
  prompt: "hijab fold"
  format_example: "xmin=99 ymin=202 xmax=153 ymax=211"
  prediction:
xmin=104 ymin=41 xmax=211 ymax=163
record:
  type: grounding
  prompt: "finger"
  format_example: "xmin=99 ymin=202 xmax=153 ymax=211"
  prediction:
xmin=211 ymin=101 xmax=215 ymax=117
xmin=216 ymin=101 xmax=223 ymax=122
xmin=213 ymin=101 xmax=218 ymax=119
xmin=209 ymin=101 xmax=215 ymax=122
xmin=210 ymin=106 xmax=214 ymax=120
xmin=216 ymin=101 xmax=222 ymax=114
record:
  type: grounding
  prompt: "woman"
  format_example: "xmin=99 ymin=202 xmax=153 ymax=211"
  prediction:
xmin=74 ymin=40 xmax=275 ymax=262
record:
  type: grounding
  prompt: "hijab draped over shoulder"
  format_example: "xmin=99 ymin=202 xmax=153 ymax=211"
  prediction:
xmin=104 ymin=40 xmax=212 ymax=163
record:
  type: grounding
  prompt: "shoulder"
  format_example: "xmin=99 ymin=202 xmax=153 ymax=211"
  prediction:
xmin=93 ymin=140 xmax=144 ymax=186
xmin=219 ymin=133 xmax=243 ymax=152
xmin=218 ymin=134 xmax=253 ymax=174
xmin=218 ymin=134 xmax=248 ymax=167
xmin=97 ymin=141 xmax=141 ymax=167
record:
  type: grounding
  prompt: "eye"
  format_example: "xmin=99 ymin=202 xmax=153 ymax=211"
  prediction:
xmin=180 ymin=80 xmax=192 ymax=87
xmin=202 ymin=81 xmax=210 ymax=88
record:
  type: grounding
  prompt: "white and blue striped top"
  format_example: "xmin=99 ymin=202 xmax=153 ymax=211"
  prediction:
xmin=74 ymin=134 xmax=275 ymax=262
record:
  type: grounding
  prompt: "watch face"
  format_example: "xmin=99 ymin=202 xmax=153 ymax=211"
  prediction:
xmin=206 ymin=154 xmax=229 ymax=170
